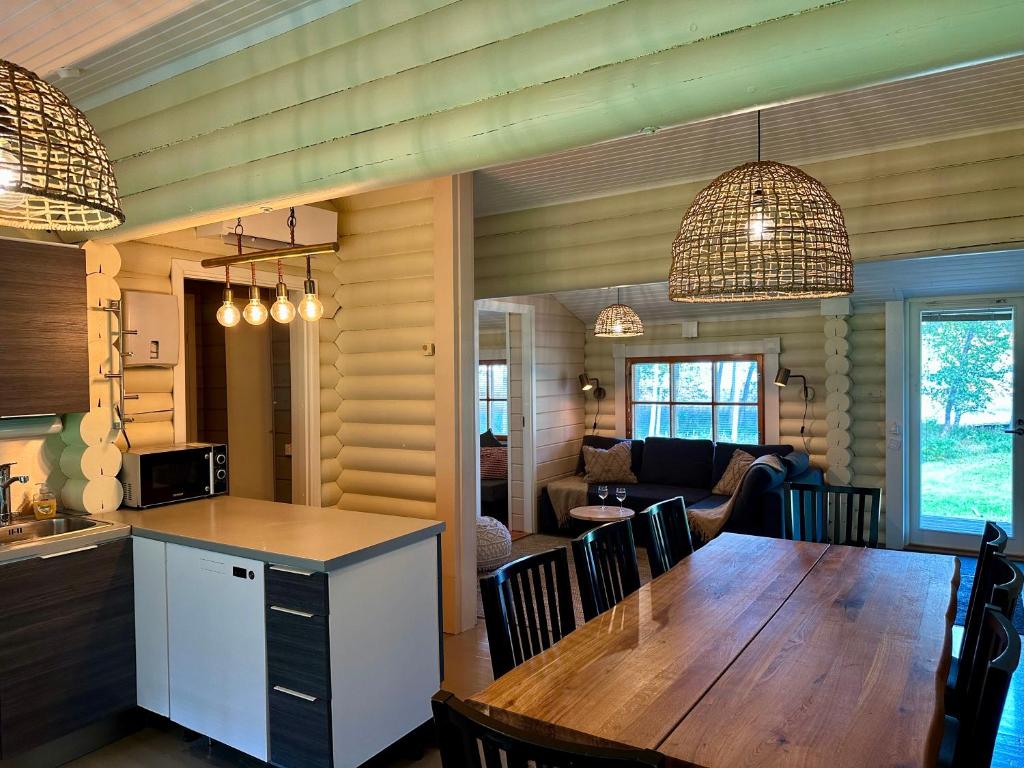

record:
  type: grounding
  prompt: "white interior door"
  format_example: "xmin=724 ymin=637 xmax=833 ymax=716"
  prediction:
xmin=908 ymin=296 xmax=1023 ymax=553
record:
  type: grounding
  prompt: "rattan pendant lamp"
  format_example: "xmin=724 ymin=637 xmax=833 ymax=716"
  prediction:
xmin=668 ymin=111 xmax=851 ymax=302
xmin=594 ymin=287 xmax=644 ymax=337
xmin=0 ymin=60 xmax=123 ymax=231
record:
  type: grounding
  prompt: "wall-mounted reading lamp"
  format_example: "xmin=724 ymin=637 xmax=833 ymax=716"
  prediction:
xmin=773 ymin=367 xmax=814 ymax=401
xmin=578 ymin=373 xmax=606 ymax=400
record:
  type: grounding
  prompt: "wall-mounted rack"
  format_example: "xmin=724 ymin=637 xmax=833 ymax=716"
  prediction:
xmin=98 ymin=299 xmax=139 ymax=440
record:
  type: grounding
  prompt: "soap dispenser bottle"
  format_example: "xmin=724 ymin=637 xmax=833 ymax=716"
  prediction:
xmin=32 ymin=484 xmax=57 ymax=520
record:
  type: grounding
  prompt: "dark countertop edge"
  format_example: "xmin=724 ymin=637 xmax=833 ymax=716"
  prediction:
xmin=125 ymin=520 xmax=445 ymax=573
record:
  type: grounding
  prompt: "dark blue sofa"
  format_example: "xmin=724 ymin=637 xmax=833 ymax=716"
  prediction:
xmin=539 ymin=435 xmax=822 ymax=539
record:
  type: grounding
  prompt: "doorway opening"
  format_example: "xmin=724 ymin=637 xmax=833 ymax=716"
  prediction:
xmin=173 ymin=260 xmax=320 ymax=506
xmin=475 ymin=301 xmax=536 ymax=536
xmin=908 ymin=295 xmax=1022 ymax=554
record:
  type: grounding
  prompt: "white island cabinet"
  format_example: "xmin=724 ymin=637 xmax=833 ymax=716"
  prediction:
xmin=117 ymin=497 xmax=444 ymax=768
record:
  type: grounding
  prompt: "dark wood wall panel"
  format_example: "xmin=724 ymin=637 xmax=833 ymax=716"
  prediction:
xmin=0 ymin=238 xmax=89 ymax=417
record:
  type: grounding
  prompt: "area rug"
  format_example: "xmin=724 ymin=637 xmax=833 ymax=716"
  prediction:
xmin=476 ymin=533 xmax=653 ymax=624
xmin=956 ymin=555 xmax=1024 ymax=635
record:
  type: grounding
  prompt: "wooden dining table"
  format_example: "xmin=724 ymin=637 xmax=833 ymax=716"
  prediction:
xmin=468 ymin=532 xmax=959 ymax=768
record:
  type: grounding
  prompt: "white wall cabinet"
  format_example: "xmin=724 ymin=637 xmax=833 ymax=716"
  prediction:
xmin=166 ymin=543 xmax=268 ymax=761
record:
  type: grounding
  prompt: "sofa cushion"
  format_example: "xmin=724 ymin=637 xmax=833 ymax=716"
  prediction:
xmin=575 ymin=435 xmax=644 ymax=476
xmin=479 ymin=478 xmax=508 ymax=503
xmin=712 ymin=449 xmax=755 ymax=495
xmin=712 ymin=442 xmax=793 ymax=487
xmin=587 ymin=483 xmax=711 ymax=511
xmin=582 ymin=442 xmax=637 ymax=484
xmin=639 ymin=437 xmax=714 ymax=488
xmin=480 ymin=446 xmax=508 ymax=479
xmin=480 ymin=429 xmax=504 ymax=448
xmin=689 ymin=493 xmax=730 ymax=510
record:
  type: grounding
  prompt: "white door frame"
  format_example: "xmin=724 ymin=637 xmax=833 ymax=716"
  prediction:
xmin=476 ymin=299 xmax=537 ymax=533
xmin=170 ymin=259 xmax=321 ymax=506
xmin=905 ymin=293 xmax=1023 ymax=554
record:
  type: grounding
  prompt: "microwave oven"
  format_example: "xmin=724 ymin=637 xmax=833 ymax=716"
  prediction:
xmin=120 ymin=443 xmax=228 ymax=508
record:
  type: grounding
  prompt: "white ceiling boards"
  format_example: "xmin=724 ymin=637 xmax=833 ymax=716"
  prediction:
xmin=475 ymin=55 xmax=1024 ymax=216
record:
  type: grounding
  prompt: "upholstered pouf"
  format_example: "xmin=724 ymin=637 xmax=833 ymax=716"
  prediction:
xmin=477 ymin=516 xmax=512 ymax=571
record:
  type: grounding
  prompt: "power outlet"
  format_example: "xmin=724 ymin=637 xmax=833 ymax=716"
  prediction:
xmin=422 ymin=343 xmax=436 ymax=356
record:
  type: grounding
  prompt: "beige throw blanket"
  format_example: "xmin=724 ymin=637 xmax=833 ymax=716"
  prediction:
xmin=546 ymin=475 xmax=589 ymax=527
xmin=687 ymin=454 xmax=785 ymax=545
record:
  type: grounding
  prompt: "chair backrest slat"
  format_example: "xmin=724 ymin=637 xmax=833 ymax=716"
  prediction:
xmin=954 ymin=607 xmax=1021 ymax=767
xmin=642 ymin=497 xmax=694 ymax=578
xmin=783 ymin=482 xmax=881 ymax=547
xmin=480 ymin=547 xmax=577 ymax=678
xmin=433 ymin=690 xmax=665 ymax=768
xmin=572 ymin=520 xmax=641 ymax=622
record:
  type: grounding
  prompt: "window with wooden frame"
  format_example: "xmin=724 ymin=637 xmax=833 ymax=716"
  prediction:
xmin=627 ymin=355 xmax=764 ymax=443
xmin=478 ymin=360 xmax=509 ymax=436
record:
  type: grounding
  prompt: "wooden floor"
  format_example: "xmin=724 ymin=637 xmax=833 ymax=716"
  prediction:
xmin=64 ymin=622 xmax=1024 ymax=767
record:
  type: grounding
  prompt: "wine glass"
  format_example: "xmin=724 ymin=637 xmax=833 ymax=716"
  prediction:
xmin=597 ymin=485 xmax=609 ymax=509
xmin=615 ymin=487 xmax=627 ymax=509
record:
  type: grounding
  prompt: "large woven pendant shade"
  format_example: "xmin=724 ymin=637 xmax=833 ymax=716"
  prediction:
xmin=668 ymin=160 xmax=852 ymax=302
xmin=594 ymin=288 xmax=644 ymax=338
xmin=0 ymin=60 xmax=123 ymax=231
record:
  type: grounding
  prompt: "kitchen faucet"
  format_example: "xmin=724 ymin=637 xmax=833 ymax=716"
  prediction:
xmin=0 ymin=463 xmax=29 ymax=527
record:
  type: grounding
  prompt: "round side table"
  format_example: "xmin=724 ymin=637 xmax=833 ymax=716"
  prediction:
xmin=569 ymin=505 xmax=635 ymax=523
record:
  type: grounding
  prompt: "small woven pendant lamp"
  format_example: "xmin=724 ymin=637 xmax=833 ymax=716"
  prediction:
xmin=594 ymin=287 xmax=644 ymax=337
xmin=0 ymin=59 xmax=123 ymax=231
xmin=669 ymin=111 xmax=851 ymax=302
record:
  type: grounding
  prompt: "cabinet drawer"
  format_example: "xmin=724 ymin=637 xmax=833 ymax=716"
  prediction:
xmin=266 ymin=606 xmax=330 ymax=700
xmin=269 ymin=686 xmax=332 ymax=768
xmin=266 ymin=565 xmax=328 ymax=616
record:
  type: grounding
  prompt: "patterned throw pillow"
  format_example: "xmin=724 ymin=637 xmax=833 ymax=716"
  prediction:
xmin=712 ymin=449 xmax=755 ymax=495
xmin=480 ymin=446 xmax=508 ymax=479
xmin=582 ymin=441 xmax=637 ymax=484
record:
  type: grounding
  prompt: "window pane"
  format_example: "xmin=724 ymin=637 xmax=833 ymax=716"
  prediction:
xmin=632 ymin=404 xmax=671 ymax=439
xmin=490 ymin=364 xmax=509 ymax=399
xmin=632 ymin=363 xmax=670 ymax=402
xmin=478 ymin=400 xmax=488 ymax=432
xmin=715 ymin=405 xmax=760 ymax=443
xmin=490 ymin=401 xmax=509 ymax=435
xmin=478 ymin=367 xmax=488 ymax=399
xmin=714 ymin=360 xmax=759 ymax=403
xmin=672 ymin=362 xmax=712 ymax=401
xmin=672 ymin=405 xmax=713 ymax=439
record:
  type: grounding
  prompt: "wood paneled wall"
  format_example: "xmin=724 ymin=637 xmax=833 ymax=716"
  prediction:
xmin=584 ymin=317 xmax=828 ymax=468
xmin=85 ymin=0 xmax=1024 ymax=237
xmin=475 ymin=128 xmax=1024 ymax=298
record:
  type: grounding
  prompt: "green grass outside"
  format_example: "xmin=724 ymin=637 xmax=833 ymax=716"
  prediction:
xmin=920 ymin=421 xmax=1013 ymax=522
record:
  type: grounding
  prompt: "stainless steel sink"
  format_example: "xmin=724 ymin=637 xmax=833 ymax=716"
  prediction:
xmin=0 ymin=516 xmax=109 ymax=546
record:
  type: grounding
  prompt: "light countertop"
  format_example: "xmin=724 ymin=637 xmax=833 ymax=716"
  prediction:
xmin=97 ymin=495 xmax=445 ymax=572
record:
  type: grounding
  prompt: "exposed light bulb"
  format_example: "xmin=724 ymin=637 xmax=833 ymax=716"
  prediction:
xmin=270 ymin=282 xmax=295 ymax=323
xmin=297 ymin=278 xmax=323 ymax=322
xmin=216 ymin=288 xmax=240 ymax=327
xmin=0 ymin=166 xmax=13 ymax=189
xmin=612 ymin=322 xmax=624 ymax=334
xmin=748 ymin=189 xmax=774 ymax=242
xmin=243 ymin=285 xmax=268 ymax=325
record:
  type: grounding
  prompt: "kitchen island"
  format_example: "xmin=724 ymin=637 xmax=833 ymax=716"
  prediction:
xmin=99 ymin=496 xmax=444 ymax=768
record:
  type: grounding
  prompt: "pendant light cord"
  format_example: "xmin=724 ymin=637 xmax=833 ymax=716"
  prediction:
xmin=756 ymin=110 xmax=761 ymax=163
xmin=282 ymin=207 xmax=296 ymax=283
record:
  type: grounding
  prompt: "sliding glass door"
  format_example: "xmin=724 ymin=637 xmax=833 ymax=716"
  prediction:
xmin=908 ymin=296 xmax=1024 ymax=553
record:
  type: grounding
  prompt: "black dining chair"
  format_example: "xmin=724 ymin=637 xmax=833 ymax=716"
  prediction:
xmin=948 ymin=522 xmax=1010 ymax=711
xmin=479 ymin=547 xmax=577 ymax=678
xmin=432 ymin=690 xmax=665 ymax=768
xmin=572 ymin=520 xmax=641 ymax=621
xmin=782 ymin=482 xmax=882 ymax=547
xmin=938 ymin=606 xmax=1021 ymax=768
xmin=641 ymin=497 xmax=694 ymax=579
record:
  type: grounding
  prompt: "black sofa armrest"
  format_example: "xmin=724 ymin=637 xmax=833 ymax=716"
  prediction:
xmin=724 ymin=462 xmax=788 ymax=538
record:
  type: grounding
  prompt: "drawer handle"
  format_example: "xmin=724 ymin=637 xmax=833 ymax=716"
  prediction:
xmin=269 ymin=565 xmax=317 ymax=576
xmin=273 ymin=685 xmax=317 ymax=702
xmin=39 ymin=544 xmax=99 ymax=560
xmin=270 ymin=605 xmax=315 ymax=618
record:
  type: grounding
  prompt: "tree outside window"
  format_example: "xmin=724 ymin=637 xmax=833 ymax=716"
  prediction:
xmin=478 ymin=361 xmax=509 ymax=435
xmin=628 ymin=356 xmax=763 ymax=443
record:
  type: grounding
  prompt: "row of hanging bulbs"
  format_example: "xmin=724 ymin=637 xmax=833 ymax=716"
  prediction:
xmin=217 ymin=208 xmax=323 ymax=328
